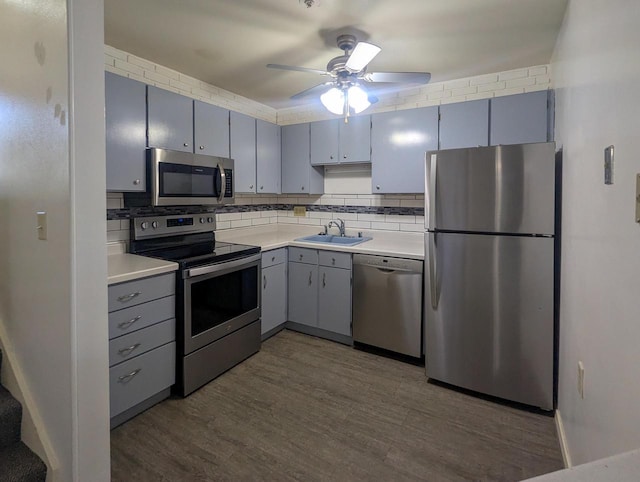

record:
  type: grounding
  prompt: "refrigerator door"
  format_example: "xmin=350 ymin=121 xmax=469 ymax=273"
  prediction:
xmin=425 ymin=232 xmax=554 ymax=410
xmin=425 ymin=142 xmax=556 ymax=235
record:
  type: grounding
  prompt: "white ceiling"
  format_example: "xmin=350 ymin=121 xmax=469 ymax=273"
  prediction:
xmin=104 ymin=0 xmax=568 ymax=110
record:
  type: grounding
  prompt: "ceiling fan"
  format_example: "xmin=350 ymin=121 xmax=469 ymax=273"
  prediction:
xmin=267 ymin=34 xmax=431 ymax=120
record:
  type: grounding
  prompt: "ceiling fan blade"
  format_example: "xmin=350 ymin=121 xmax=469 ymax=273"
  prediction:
xmin=290 ymin=83 xmax=332 ymax=100
xmin=345 ymin=42 xmax=381 ymax=72
xmin=267 ymin=64 xmax=329 ymax=76
xmin=363 ymin=72 xmax=431 ymax=84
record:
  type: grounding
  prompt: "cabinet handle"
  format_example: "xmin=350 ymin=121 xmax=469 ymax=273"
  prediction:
xmin=308 ymin=271 xmax=313 ymax=286
xmin=330 ymin=155 xmax=334 ymax=159
xmin=301 ymin=186 xmax=305 ymax=191
xmin=250 ymin=184 xmax=254 ymax=189
xmin=263 ymin=275 xmax=267 ymax=290
xmin=343 ymin=155 xmax=347 ymax=159
xmin=299 ymin=254 xmax=303 ymax=261
xmin=183 ymin=142 xmax=189 ymax=147
xmin=118 ymin=315 xmax=142 ymax=329
xmin=117 ymin=292 xmax=141 ymax=303
xmin=117 ymin=368 xmax=142 ymax=383
xmin=118 ymin=343 xmax=141 ymax=356
xmin=260 ymin=186 xmax=264 ymax=190
xmin=199 ymin=145 xmax=205 ymax=150
xmin=322 ymin=272 xmax=326 ymax=288
xmin=332 ymin=258 xmax=336 ymax=265
xmin=271 ymin=256 xmax=276 ymax=262
xmin=133 ymin=179 xmax=141 ymax=185
xmin=376 ymin=185 xmax=381 ymax=190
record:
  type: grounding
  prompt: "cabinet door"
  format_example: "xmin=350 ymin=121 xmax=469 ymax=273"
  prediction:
xmin=310 ymin=119 xmax=339 ymax=165
xmin=490 ymin=91 xmax=549 ymax=146
xmin=230 ymin=111 xmax=257 ymax=193
xmin=340 ymin=115 xmax=371 ymax=163
xmin=439 ymin=99 xmax=489 ymax=149
xmin=318 ymin=266 xmax=352 ymax=336
xmin=147 ymin=85 xmax=193 ymax=152
xmin=282 ymin=123 xmax=323 ymax=194
xmin=371 ymin=106 xmax=438 ymax=194
xmin=194 ymin=100 xmax=229 ymax=157
xmin=288 ymin=262 xmax=317 ymax=327
xmin=261 ymin=263 xmax=287 ymax=335
xmin=105 ymin=72 xmax=147 ymax=192
xmin=256 ymin=119 xmax=281 ymax=194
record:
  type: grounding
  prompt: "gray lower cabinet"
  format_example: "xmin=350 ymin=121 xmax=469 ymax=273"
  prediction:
xmin=108 ymin=272 xmax=176 ymax=428
xmin=105 ymin=72 xmax=147 ymax=192
xmin=281 ymin=123 xmax=324 ymax=194
xmin=147 ymin=85 xmax=193 ymax=152
xmin=287 ymin=248 xmax=352 ymax=337
xmin=439 ymin=99 xmax=490 ymax=149
xmin=490 ymin=90 xmax=550 ymax=145
xmin=371 ymin=106 xmax=438 ymax=194
xmin=256 ymin=119 xmax=281 ymax=194
xmin=261 ymin=249 xmax=287 ymax=336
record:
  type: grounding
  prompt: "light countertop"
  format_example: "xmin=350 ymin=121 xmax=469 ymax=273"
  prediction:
xmin=216 ymin=224 xmax=425 ymax=260
xmin=107 ymin=242 xmax=179 ymax=285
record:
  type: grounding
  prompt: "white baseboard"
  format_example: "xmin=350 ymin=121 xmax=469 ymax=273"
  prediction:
xmin=555 ymin=408 xmax=572 ymax=468
xmin=0 ymin=322 xmax=59 ymax=481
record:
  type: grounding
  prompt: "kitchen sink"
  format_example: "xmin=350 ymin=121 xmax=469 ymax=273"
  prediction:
xmin=295 ymin=234 xmax=372 ymax=246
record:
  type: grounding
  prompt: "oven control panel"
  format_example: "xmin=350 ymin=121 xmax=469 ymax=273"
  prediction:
xmin=132 ymin=214 xmax=216 ymax=240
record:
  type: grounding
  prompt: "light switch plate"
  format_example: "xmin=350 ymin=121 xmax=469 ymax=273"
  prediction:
xmin=604 ymin=145 xmax=614 ymax=185
xmin=37 ymin=211 xmax=47 ymax=240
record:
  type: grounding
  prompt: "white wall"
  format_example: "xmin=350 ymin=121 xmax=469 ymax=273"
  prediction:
xmin=552 ymin=0 xmax=640 ymax=466
xmin=0 ymin=0 xmax=110 ymax=480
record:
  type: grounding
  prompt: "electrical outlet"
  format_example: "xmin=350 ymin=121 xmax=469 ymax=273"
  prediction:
xmin=577 ymin=361 xmax=585 ymax=399
xmin=293 ymin=206 xmax=306 ymax=217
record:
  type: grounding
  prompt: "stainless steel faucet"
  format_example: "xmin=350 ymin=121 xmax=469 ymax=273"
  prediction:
xmin=327 ymin=218 xmax=346 ymax=236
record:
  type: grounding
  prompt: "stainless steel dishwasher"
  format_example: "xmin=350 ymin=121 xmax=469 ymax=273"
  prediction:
xmin=352 ymin=254 xmax=423 ymax=358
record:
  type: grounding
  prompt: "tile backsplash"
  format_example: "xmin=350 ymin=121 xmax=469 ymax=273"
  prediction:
xmin=107 ymin=192 xmax=425 ymax=245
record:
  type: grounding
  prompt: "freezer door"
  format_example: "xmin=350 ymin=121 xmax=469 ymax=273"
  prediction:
xmin=424 ymin=232 xmax=554 ymax=410
xmin=425 ymin=143 xmax=556 ymax=235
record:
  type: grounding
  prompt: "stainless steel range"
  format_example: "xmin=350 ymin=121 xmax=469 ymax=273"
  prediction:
xmin=130 ymin=214 xmax=261 ymax=396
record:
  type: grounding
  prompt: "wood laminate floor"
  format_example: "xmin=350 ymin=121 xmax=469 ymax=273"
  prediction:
xmin=111 ymin=330 xmax=563 ymax=481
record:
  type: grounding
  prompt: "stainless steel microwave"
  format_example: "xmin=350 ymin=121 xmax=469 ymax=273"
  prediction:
xmin=124 ymin=148 xmax=234 ymax=207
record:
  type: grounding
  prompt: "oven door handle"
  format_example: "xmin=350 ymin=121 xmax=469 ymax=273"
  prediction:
xmin=185 ymin=253 xmax=261 ymax=278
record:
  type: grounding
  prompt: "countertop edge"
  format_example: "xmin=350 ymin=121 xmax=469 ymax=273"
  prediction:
xmin=108 ymin=253 xmax=179 ymax=285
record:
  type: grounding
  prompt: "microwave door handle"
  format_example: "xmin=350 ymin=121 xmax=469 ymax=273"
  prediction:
xmin=217 ymin=163 xmax=226 ymax=202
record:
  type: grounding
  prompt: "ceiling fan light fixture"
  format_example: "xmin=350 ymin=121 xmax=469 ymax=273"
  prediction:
xmin=347 ymin=85 xmax=371 ymax=114
xmin=320 ymin=87 xmax=344 ymax=115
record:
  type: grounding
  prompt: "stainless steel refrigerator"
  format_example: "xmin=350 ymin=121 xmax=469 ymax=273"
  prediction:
xmin=424 ymin=142 xmax=557 ymax=411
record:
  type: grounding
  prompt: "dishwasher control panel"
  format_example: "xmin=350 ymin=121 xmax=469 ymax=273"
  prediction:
xmin=353 ymin=254 xmax=423 ymax=272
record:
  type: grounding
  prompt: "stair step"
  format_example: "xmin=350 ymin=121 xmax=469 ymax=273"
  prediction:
xmin=0 ymin=441 xmax=47 ymax=482
xmin=0 ymin=386 xmax=21 ymax=450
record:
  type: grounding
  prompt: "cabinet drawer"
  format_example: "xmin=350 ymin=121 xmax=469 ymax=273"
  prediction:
xmin=319 ymin=251 xmax=351 ymax=270
xmin=109 ymin=318 xmax=175 ymax=367
xmin=108 ymin=295 xmax=175 ymax=339
xmin=262 ymin=248 xmax=287 ymax=268
xmin=108 ymin=273 xmax=175 ymax=312
xmin=109 ymin=342 xmax=175 ymax=418
xmin=289 ymin=247 xmax=318 ymax=265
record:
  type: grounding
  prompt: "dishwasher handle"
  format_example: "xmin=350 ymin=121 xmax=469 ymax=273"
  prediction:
xmin=353 ymin=254 xmax=423 ymax=274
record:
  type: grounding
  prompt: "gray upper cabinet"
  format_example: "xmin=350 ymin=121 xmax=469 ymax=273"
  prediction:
xmin=310 ymin=116 xmax=371 ymax=165
xmin=371 ymin=106 xmax=438 ymax=194
xmin=230 ymin=111 xmax=257 ymax=193
xmin=256 ymin=119 xmax=281 ymax=194
xmin=310 ymin=120 xmax=339 ymax=166
xmin=439 ymin=99 xmax=489 ymax=150
xmin=340 ymin=115 xmax=371 ymax=163
xmin=281 ymin=123 xmax=323 ymax=194
xmin=490 ymin=91 xmax=549 ymax=146
xmin=147 ymin=85 xmax=193 ymax=152
xmin=105 ymin=72 xmax=147 ymax=192
xmin=193 ymin=100 xmax=229 ymax=157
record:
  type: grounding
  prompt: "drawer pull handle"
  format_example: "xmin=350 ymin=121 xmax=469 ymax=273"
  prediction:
xmin=118 ymin=343 xmax=141 ymax=356
xmin=263 ymin=275 xmax=267 ymax=290
xmin=332 ymin=258 xmax=336 ymax=265
xmin=271 ymin=256 xmax=275 ymax=262
xmin=308 ymin=271 xmax=313 ymax=286
xmin=117 ymin=368 xmax=141 ymax=383
xmin=117 ymin=292 xmax=141 ymax=302
xmin=322 ymin=272 xmax=326 ymax=288
xmin=118 ymin=315 xmax=142 ymax=329
xmin=299 ymin=254 xmax=303 ymax=260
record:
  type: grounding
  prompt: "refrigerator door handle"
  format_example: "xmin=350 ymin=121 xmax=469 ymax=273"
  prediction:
xmin=428 ymin=231 xmax=439 ymax=309
xmin=427 ymin=153 xmax=437 ymax=229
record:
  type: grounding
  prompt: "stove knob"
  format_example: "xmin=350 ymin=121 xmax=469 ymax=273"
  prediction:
xmin=207 ymin=217 xmax=214 ymax=223
xmin=199 ymin=217 xmax=205 ymax=224
xmin=140 ymin=221 xmax=149 ymax=230
xmin=151 ymin=221 xmax=158 ymax=229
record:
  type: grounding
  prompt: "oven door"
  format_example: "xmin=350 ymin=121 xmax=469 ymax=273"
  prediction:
xmin=183 ymin=253 xmax=261 ymax=354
